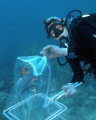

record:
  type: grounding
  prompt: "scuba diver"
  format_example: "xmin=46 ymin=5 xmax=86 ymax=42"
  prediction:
xmin=40 ymin=10 xmax=96 ymax=97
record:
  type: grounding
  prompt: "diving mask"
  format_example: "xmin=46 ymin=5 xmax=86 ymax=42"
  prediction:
xmin=48 ymin=22 xmax=64 ymax=38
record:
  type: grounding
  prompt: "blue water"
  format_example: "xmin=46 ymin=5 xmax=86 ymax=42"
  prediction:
xmin=0 ymin=0 xmax=96 ymax=120
xmin=0 ymin=0 xmax=96 ymax=59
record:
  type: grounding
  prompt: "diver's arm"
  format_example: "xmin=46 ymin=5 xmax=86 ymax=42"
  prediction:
xmin=40 ymin=45 xmax=68 ymax=58
xmin=61 ymin=58 xmax=84 ymax=98
xmin=66 ymin=57 xmax=85 ymax=83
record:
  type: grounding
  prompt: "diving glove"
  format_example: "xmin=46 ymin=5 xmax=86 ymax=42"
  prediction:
xmin=61 ymin=83 xmax=77 ymax=97
xmin=40 ymin=45 xmax=68 ymax=58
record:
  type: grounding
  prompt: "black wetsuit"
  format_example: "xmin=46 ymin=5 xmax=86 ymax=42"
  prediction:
xmin=67 ymin=20 xmax=96 ymax=83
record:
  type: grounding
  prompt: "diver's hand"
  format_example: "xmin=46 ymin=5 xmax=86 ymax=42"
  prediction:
xmin=40 ymin=45 xmax=68 ymax=58
xmin=61 ymin=83 xmax=77 ymax=97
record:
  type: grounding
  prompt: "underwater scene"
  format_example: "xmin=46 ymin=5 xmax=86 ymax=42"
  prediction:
xmin=0 ymin=0 xmax=96 ymax=120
